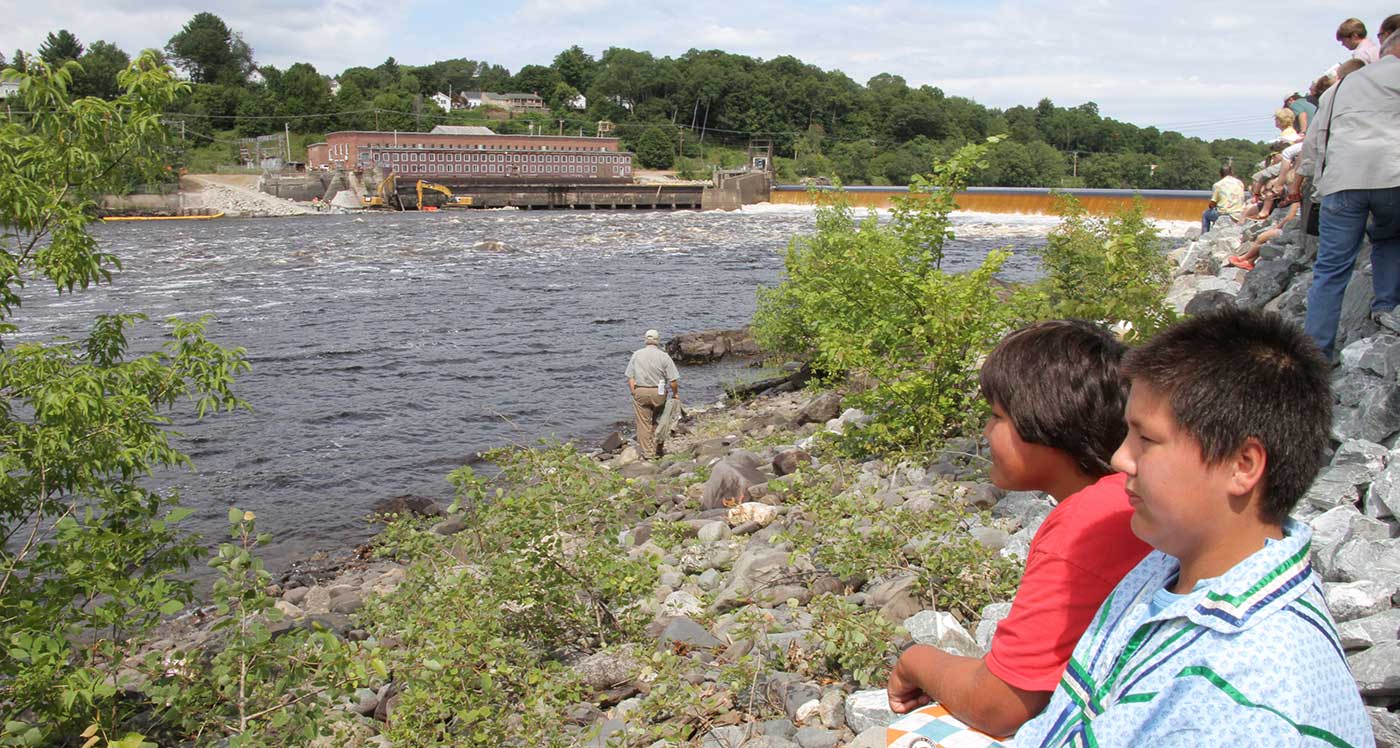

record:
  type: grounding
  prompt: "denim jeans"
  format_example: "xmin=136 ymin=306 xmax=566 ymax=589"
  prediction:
xmin=1201 ymin=206 xmax=1220 ymax=234
xmin=1304 ymin=186 xmax=1400 ymax=360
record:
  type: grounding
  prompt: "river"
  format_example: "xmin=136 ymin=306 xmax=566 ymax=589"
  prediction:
xmin=8 ymin=205 xmax=1103 ymax=571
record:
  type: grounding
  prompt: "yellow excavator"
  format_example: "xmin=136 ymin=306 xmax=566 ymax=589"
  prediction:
xmin=415 ymin=180 xmax=472 ymax=210
xmin=361 ymin=174 xmax=396 ymax=209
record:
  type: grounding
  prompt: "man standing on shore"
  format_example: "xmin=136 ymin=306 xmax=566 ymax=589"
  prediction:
xmin=625 ymin=329 xmax=679 ymax=459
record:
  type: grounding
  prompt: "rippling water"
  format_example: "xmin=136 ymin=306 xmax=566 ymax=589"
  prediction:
xmin=9 ymin=205 xmax=1123 ymax=570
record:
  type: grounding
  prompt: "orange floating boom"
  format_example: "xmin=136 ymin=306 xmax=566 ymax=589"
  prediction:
xmin=770 ymin=186 xmax=1210 ymax=223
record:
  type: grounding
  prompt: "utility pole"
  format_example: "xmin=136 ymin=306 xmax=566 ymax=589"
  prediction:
xmin=1071 ymin=151 xmax=1079 ymax=178
xmin=285 ymin=123 xmax=291 ymax=164
xmin=558 ymin=118 xmax=564 ymax=135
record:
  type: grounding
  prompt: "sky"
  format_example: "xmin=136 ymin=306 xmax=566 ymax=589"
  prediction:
xmin=0 ymin=0 xmax=1393 ymax=142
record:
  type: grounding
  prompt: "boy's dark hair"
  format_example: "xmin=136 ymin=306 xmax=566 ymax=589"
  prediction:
xmin=979 ymin=319 xmax=1127 ymax=478
xmin=1122 ymin=308 xmax=1331 ymax=523
xmin=1336 ymin=17 xmax=1367 ymax=40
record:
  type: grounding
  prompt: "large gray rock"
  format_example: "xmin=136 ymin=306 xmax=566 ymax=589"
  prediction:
xmin=1323 ymin=536 xmax=1400 ymax=586
xmin=773 ymin=449 xmax=814 ymax=476
xmin=992 ymin=491 xmax=1055 ymax=533
xmin=702 ymin=451 xmax=771 ymax=510
xmin=1332 ymin=439 xmax=1390 ymax=473
xmin=711 ymin=547 xmax=817 ymax=612
xmin=1304 ymin=463 xmax=1377 ymax=511
xmin=1348 ymin=640 xmax=1400 ymax=697
xmin=1371 ymin=706 xmax=1400 ymax=748
xmin=1338 ymin=608 xmax=1400 ymax=651
xmin=700 ymin=725 xmax=749 ymax=748
xmin=1326 ymin=580 xmax=1394 ymax=623
xmin=1236 ymin=256 xmax=1300 ymax=308
xmin=1368 ymin=455 xmax=1400 ymax=520
xmin=867 ymin=575 xmax=924 ymax=624
xmin=660 ymin=616 xmax=725 ymax=649
xmin=796 ymin=392 xmax=843 ymax=425
xmin=744 ymin=736 xmax=801 ymax=748
xmin=904 ymin=610 xmax=982 ymax=658
xmin=1341 ymin=335 xmax=1400 ymax=380
xmin=792 ymin=727 xmax=839 ymax=748
xmin=844 ymin=689 xmax=895 ymax=734
xmin=975 ymin=602 xmax=1014 ymax=652
xmin=847 ymin=726 xmax=887 ymax=748
xmin=572 ymin=647 xmax=643 ymax=690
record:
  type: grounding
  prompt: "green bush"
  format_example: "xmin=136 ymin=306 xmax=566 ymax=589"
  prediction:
xmin=633 ymin=125 xmax=675 ymax=170
xmin=752 ymin=138 xmax=1017 ymax=455
xmin=1027 ymin=194 xmax=1176 ymax=340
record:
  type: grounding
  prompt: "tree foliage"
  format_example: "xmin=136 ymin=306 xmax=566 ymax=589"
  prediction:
xmin=0 ymin=53 xmax=250 ymax=742
xmin=164 ymin=12 xmax=253 ymax=85
xmin=38 ymin=29 xmax=84 ymax=65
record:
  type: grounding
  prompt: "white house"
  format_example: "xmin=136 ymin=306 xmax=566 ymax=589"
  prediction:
xmin=431 ymin=92 xmax=453 ymax=111
xmin=0 ymin=79 xmax=22 ymax=99
xmin=568 ymin=93 xmax=587 ymax=110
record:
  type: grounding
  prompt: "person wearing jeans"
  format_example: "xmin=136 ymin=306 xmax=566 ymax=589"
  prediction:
xmin=1294 ymin=33 xmax=1400 ymax=360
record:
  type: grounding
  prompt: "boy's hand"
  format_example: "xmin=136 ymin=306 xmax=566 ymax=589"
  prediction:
xmin=886 ymin=646 xmax=935 ymax=713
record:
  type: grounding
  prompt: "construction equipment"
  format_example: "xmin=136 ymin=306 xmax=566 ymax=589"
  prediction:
xmin=361 ymin=174 xmax=397 ymax=208
xmin=415 ymin=181 xmax=472 ymax=210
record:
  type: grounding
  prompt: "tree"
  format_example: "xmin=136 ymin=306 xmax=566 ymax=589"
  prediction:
xmin=512 ymin=64 xmax=561 ymax=95
xmin=72 ymin=40 xmax=130 ymax=99
xmin=0 ymin=53 xmax=248 ymax=740
xmin=165 ymin=12 xmax=254 ymax=84
xmin=552 ymin=45 xmax=596 ymax=92
xmin=38 ymin=29 xmax=83 ymax=65
xmin=634 ymin=125 xmax=675 ymax=169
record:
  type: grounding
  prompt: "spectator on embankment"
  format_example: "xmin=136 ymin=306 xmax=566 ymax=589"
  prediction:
xmin=1202 ymin=166 xmax=1246 ymax=234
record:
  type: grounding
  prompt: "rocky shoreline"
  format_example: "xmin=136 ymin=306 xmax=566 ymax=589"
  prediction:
xmin=129 ymin=208 xmax=1400 ymax=747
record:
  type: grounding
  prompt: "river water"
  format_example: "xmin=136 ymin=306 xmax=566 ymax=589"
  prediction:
xmin=9 ymin=205 xmax=1096 ymax=570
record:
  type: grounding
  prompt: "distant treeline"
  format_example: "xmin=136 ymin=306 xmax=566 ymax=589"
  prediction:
xmin=6 ymin=13 xmax=1267 ymax=189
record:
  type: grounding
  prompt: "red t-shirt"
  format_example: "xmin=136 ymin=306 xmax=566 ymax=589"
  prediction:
xmin=984 ymin=472 xmax=1151 ymax=692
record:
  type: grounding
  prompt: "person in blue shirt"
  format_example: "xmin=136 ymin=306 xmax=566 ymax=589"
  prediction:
xmin=1015 ymin=308 xmax=1373 ymax=748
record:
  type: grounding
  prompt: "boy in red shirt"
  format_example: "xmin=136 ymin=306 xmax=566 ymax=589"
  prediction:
xmin=885 ymin=320 xmax=1151 ymax=736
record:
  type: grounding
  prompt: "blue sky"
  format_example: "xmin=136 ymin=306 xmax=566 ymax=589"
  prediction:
xmin=0 ymin=0 xmax=1393 ymax=141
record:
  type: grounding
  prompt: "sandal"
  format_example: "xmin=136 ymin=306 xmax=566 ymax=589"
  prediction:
xmin=1227 ymin=256 xmax=1255 ymax=271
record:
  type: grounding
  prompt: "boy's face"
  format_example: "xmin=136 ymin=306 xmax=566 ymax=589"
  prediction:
xmin=1111 ymin=381 xmax=1238 ymax=559
xmin=983 ymin=402 xmax=1061 ymax=491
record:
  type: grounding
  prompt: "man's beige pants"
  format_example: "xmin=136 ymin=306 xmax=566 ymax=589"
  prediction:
xmin=632 ymin=389 xmax=668 ymax=459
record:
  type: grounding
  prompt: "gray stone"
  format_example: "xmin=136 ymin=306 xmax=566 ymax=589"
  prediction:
xmin=797 ymin=392 xmax=843 ymax=425
xmin=1305 ymin=463 xmax=1377 ymax=511
xmin=697 ymin=568 xmax=723 ymax=591
xmin=698 ymin=520 xmax=732 ymax=543
xmin=711 ymin=547 xmax=816 ymax=612
xmin=301 ymin=586 xmax=331 ymax=615
xmin=1310 ymin=505 xmax=1371 ymax=555
xmin=351 ymin=687 xmax=379 ymax=716
xmin=782 ymin=681 xmax=822 ymax=723
xmin=282 ymin=586 xmax=310 ymax=606
xmin=792 ymin=727 xmax=840 ymax=748
xmin=1338 ymin=609 xmax=1400 ymax=651
xmin=661 ymin=591 xmax=705 ymax=618
xmin=762 ymin=719 xmax=797 ymax=738
xmin=975 ymin=602 xmax=1014 ymax=652
xmin=847 ymin=726 xmax=887 ymax=748
xmin=743 ymin=737 xmax=800 ymax=748
xmin=903 ymin=610 xmax=983 ymax=658
xmin=1333 ymin=382 xmax=1400 ymax=444
xmin=1185 ymin=289 xmax=1238 ymax=315
xmin=1236 ymin=256 xmax=1299 ymax=308
xmin=572 ymin=647 xmax=643 ymax=690
xmin=660 ymin=616 xmax=725 ymax=649
xmin=1368 ymin=456 xmax=1400 ymax=520
xmin=969 ymin=526 xmax=1009 ymax=552
xmin=1000 ymin=526 xmax=1034 ymax=562
xmin=702 ymin=452 xmax=771 ymax=510
xmin=429 ymin=516 xmax=466 ymax=536
xmin=1326 ymin=536 xmax=1400 ymax=586
xmin=700 ymin=726 xmax=748 ymax=748
xmin=844 ymin=688 xmax=895 ymax=734
xmin=818 ymin=686 xmax=846 ymax=729
xmin=621 ymin=460 xmax=661 ymax=479
xmin=585 ymin=718 xmax=627 ymax=748
xmin=1349 ymin=641 xmax=1400 ymax=697
xmin=1370 ymin=706 xmax=1400 ymax=748
xmin=774 ymin=449 xmax=814 ymax=476
xmin=1332 ymin=439 xmax=1390 ymax=473
xmin=329 ymin=590 xmax=364 ymax=615
xmin=1326 ymin=580 xmax=1394 ymax=623
xmin=1341 ymin=335 xmax=1400 ymax=380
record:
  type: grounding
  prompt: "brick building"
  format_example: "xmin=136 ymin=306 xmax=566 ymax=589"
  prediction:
xmin=307 ymin=130 xmax=634 ymax=183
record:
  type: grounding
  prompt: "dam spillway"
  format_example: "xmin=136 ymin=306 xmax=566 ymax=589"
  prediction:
xmin=770 ymin=185 xmax=1211 ymax=222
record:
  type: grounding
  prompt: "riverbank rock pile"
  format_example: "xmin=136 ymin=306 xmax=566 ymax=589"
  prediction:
xmin=183 ymin=175 xmax=319 ymax=218
xmin=1154 ymin=215 xmax=1400 ymax=742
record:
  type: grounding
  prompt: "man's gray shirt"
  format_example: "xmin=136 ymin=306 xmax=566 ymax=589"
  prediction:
xmin=1299 ymin=55 xmax=1400 ymax=196
xmin=625 ymin=345 xmax=679 ymax=387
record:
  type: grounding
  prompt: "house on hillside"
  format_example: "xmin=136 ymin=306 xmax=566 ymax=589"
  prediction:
xmin=456 ymin=91 xmax=485 ymax=109
xmin=481 ymin=92 xmax=547 ymax=114
xmin=568 ymin=93 xmax=587 ymax=110
xmin=0 ymin=79 xmax=19 ymax=99
xmin=431 ymin=92 xmax=453 ymax=112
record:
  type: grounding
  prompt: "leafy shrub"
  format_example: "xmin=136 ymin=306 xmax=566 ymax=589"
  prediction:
xmin=806 ymin=594 xmax=902 ymax=687
xmin=752 ymin=139 xmax=1017 ymax=455
xmin=1027 ymin=194 xmax=1176 ymax=339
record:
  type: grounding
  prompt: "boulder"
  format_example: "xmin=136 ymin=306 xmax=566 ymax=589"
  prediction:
xmin=1326 ymin=580 xmax=1394 ymax=623
xmin=620 ymin=460 xmax=660 ymax=479
xmin=844 ymin=689 xmax=895 ymax=734
xmin=665 ymin=327 xmax=759 ymax=363
xmin=1368 ymin=457 xmax=1400 ymax=519
xmin=698 ymin=520 xmax=732 ymax=543
xmin=1184 ymin=289 xmax=1238 ymax=315
xmin=661 ymin=591 xmax=706 ymax=618
xmin=1349 ymin=641 xmax=1400 ymax=697
xmin=1235 ymin=256 xmax=1299 ymax=309
xmin=1304 ymin=463 xmax=1377 ymax=511
xmin=793 ymin=727 xmax=840 ymax=748
xmin=773 ymin=449 xmax=814 ymax=476
xmin=727 ymin=502 xmax=779 ymax=528
xmin=1324 ymin=536 xmax=1400 ymax=586
xmin=847 ymin=726 xmax=887 ymax=748
xmin=1338 ymin=609 xmax=1400 ymax=651
xmin=702 ymin=452 xmax=771 ymax=510
xmin=745 ymin=737 xmax=802 ymax=748
xmin=796 ymin=392 xmax=843 ymax=425
xmin=1371 ymin=707 xmax=1400 ymax=748
xmin=818 ymin=686 xmax=846 ymax=729
xmin=572 ymin=647 xmax=643 ymax=690
xmin=660 ymin=616 xmax=725 ymax=649
xmin=903 ymin=610 xmax=982 ymax=658
xmin=1332 ymin=439 xmax=1390 ymax=472
xmin=371 ymin=494 xmax=443 ymax=518
xmin=430 ymin=516 xmax=466 ymax=536
xmin=599 ymin=431 xmax=625 ymax=453
xmin=975 ymin=602 xmax=1014 ymax=652
xmin=1341 ymin=335 xmax=1400 ymax=380
xmin=711 ymin=548 xmax=816 ymax=612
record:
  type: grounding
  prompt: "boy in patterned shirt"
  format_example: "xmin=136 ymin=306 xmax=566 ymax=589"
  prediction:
xmin=1015 ymin=308 xmax=1372 ymax=747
